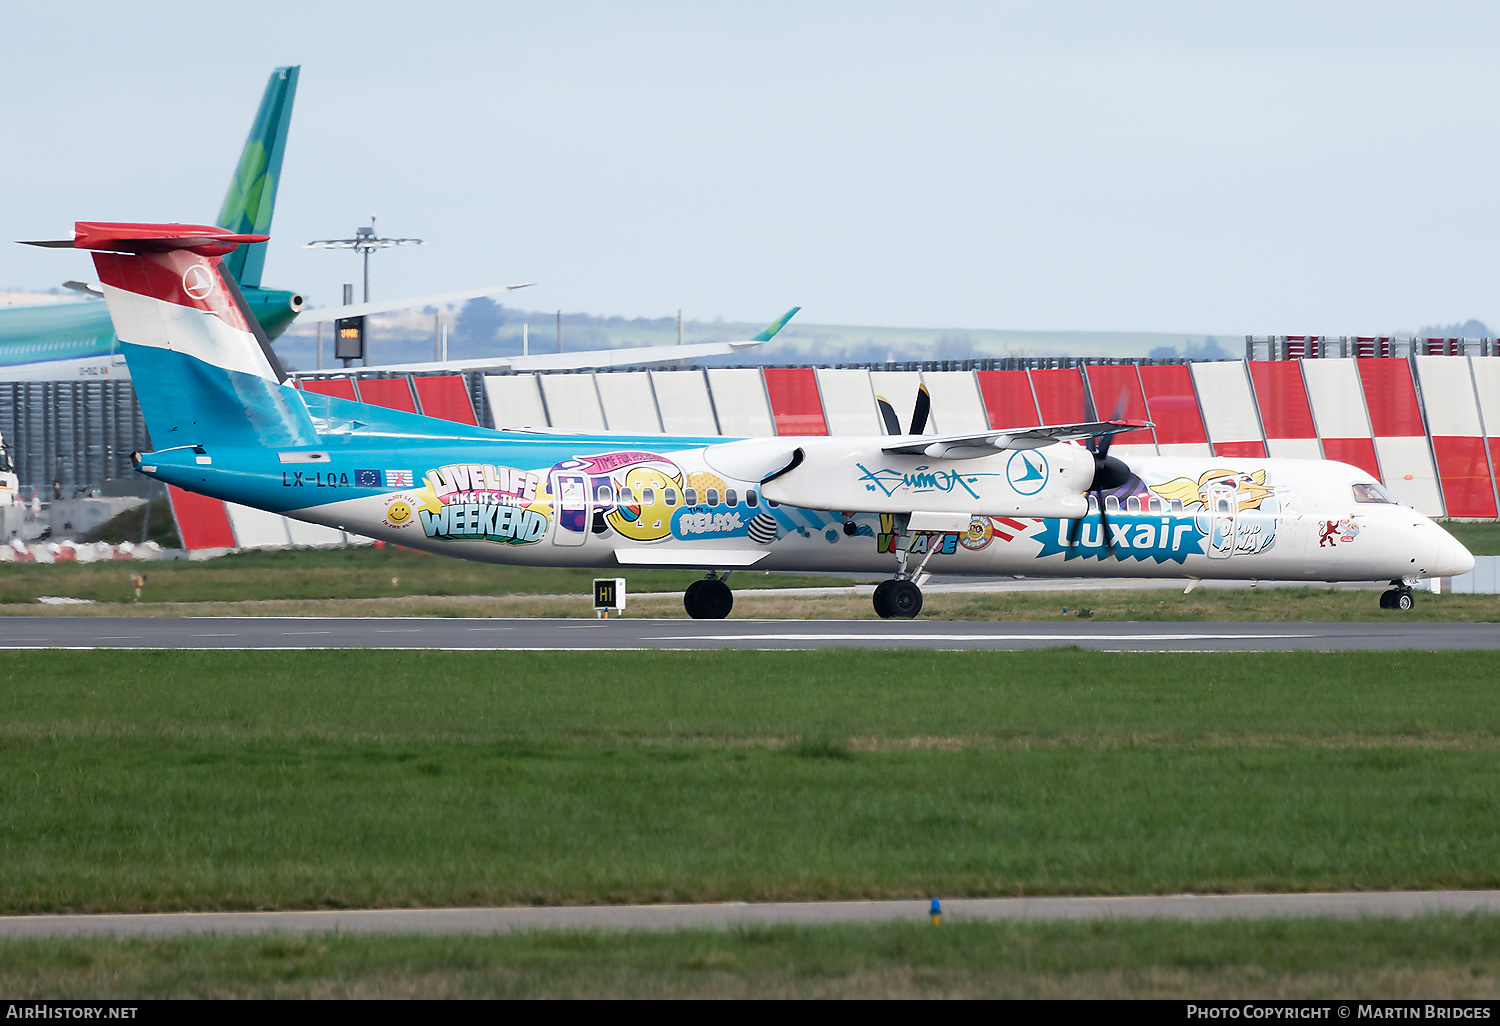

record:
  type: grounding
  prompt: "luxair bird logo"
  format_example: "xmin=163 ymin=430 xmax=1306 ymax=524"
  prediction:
xmin=182 ymin=265 xmax=215 ymax=300
xmin=1006 ymin=450 xmax=1048 ymax=496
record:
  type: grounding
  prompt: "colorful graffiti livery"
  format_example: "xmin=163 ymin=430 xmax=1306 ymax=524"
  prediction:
xmin=420 ymin=502 xmax=547 ymax=543
xmin=415 ymin=461 xmax=549 ymax=545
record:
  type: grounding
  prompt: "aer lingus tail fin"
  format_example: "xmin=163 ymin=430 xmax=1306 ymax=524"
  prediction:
xmin=216 ymin=65 xmax=299 ymax=288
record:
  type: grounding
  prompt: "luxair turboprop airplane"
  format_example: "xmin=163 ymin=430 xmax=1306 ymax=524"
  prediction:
xmin=29 ymin=223 xmax=1476 ymax=617
xmin=1 ymin=68 xmax=305 ymax=381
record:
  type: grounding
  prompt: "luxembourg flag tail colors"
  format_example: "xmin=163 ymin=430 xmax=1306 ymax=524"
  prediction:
xmin=33 ymin=222 xmax=1475 ymax=619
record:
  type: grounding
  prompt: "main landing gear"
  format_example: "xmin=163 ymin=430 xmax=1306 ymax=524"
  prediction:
xmin=684 ymin=573 xmax=734 ymax=619
xmin=872 ymin=513 xmax=928 ymax=619
xmin=1379 ymin=582 xmax=1415 ymax=610
xmin=873 ymin=578 xmax=923 ymax=619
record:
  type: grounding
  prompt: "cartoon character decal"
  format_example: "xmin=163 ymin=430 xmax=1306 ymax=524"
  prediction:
xmin=1318 ymin=517 xmax=1360 ymax=547
xmin=1151 ymin=468 xmax=1280 ymax=558
xmin=606 ymin=464 xmax=684 ymax=542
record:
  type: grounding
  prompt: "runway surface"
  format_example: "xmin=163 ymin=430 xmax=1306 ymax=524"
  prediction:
xmin=0 ymin=616 xmax=1496 ymax=650
xmin=2 ymin=891 xmax=1496 ymax=939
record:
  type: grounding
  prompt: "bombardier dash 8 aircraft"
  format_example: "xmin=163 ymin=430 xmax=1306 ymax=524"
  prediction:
xmin=29 ymin=223 xmax=1475 ymax=617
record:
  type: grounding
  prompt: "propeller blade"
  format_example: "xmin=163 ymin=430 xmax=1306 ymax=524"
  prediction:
xmin=1098 ymin=493 xmax=1113 ymax=555
xmin=1097 ymin=391 xmax=1130 ymax=458
xmin=909 ymin=384 xmax=931 ymax=435
xmin=875 ymin=396 xmax=901 ymax=436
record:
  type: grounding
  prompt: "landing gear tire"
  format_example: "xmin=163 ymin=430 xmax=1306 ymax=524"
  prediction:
xmin=1380 ymin=587 xmax=1414 ymax=611
xmin=873 ymin=578 xmax=923 ymax=619
xmin=684 ymin=578 xmax=733 ymax=619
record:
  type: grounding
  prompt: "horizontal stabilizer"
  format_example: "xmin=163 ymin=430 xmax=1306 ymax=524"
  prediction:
xmin=21 ymin=222 xmax=267 ymax=257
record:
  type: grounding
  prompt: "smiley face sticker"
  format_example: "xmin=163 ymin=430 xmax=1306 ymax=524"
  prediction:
xmin=383 ymin=495 xmax=417 ymax=529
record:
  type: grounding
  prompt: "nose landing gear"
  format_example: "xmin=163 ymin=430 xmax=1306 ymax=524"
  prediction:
xmin=684 ymin=573 xmax=734 ymax=619
xmin=1379 ymin=583 xmax=1415 ymax=610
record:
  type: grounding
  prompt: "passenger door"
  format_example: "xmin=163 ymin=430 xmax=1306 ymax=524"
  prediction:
xmin=1207 ymin=482 xmax=1237 ymax=559
xmin=551 ymin=472 xmax=589 ymax=546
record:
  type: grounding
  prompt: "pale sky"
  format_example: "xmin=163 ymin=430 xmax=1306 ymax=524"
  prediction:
xmin=3 ymin=1 xmax=1499 ymax=335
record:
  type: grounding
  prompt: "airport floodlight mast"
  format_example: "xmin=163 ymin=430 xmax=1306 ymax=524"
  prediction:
xmin=304 ymin=216 xmax=423 ymax=303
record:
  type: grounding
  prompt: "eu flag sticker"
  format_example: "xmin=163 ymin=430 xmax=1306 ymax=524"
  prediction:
xmin=355 ymin=469 xmax=381 ymax=488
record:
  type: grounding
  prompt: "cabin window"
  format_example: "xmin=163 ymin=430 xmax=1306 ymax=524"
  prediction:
xmin=1104 ymin=495 xmax=1120 ymax=513
xmin=642 ymin=487 xmax=656 ymax=504
xmin=664 ymin=488 xmax=678 ymax=506
xmin=706 ymin=488 xmax=720 ymax=506
xmin=597 ymin=486 xmax=614 ymax=505
xmin=1353 ymin=482 xmax=1396 ymax=504
xmin=1126 ymin=495 xmax=1141 ymax=513
xmin=767 ymin=497 xmax=779 ymax=508
xmin=1170 ymin=498 xmax=1184 ymax=512
xmin=684 ymin=487 xmax=699 ymax=505
xmin=620 ymin=487 xmax=635 ymax=504
xmin=746 ymin=490 xmax=759 ymax=508
xmin=725 ymin=489 xmax=738 ymax=507
xmin=1216 ymin=497 xmax=1232 ymax=514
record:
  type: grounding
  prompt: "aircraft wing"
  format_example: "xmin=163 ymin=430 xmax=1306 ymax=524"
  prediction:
xmin=299 ymin=284 xmax=536 ymax=323
xmin=294 ymin=306 xmax=799 ymax=376
xmin=294 ymin=337 xmax=765 ymax=377
xmin=880 ymin=419 xmax=1150 ymax=459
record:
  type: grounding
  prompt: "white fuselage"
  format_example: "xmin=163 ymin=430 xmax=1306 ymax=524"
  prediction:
xmin=284 ymin=442 xmax=1475 ymax=583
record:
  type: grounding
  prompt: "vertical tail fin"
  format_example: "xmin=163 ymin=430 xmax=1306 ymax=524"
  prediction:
xmin=69 ymin=222 xmax=317 ymax=449
xmin=216 ymin=66 xmax=299 ymax=288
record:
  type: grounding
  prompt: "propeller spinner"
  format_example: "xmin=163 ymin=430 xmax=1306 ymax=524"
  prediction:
xmin=1069 ymin=392 xmax=1139 ymax=553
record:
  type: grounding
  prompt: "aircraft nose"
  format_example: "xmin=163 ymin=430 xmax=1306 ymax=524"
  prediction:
xmin=1436 ymin=531 xmax=1475 ymax=578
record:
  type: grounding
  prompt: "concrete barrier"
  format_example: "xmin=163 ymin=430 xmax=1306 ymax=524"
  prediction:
xmin=1449 ymin=555 xmax=1500 ymax=594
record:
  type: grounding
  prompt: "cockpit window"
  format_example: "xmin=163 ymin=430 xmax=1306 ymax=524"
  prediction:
xmin=1352 ymin=482 xmax=1396 ymax=504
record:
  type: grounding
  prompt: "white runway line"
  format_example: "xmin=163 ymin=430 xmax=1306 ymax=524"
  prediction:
xmin=649 ymin=633 xmax=1319 ymax=642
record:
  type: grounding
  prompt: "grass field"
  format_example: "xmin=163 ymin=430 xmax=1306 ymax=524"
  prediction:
xmin=3 ymin=917 xmax=1498 ymax=998
xmin=3 ymin=649 xmax=1498 ymax=914
xmin=0 ymin=546 xmax=853 ymax=606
